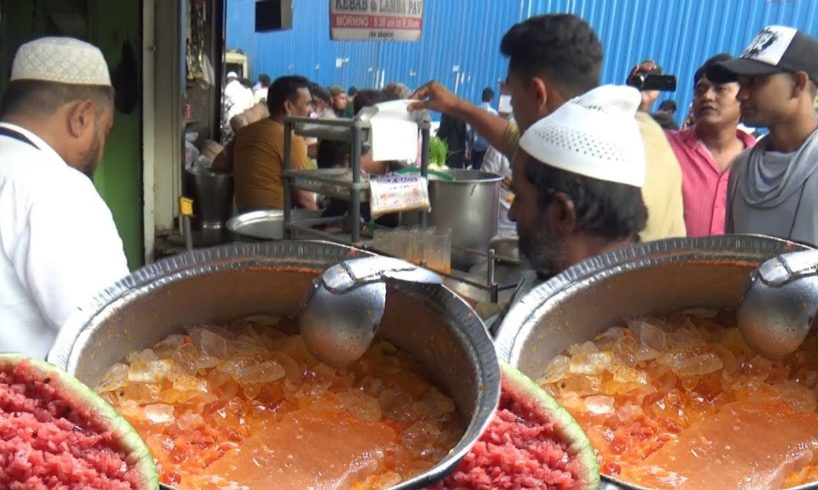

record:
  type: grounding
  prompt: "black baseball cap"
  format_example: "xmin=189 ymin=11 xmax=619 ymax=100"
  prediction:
xmin=708 ymin=26 xmax=818 ymax=84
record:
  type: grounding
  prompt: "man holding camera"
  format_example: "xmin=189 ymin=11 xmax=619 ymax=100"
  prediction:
xmin=666 ymin=54 xmax=756 ymax=237
xmin=712 ymin=26 xmax=818 ymax=245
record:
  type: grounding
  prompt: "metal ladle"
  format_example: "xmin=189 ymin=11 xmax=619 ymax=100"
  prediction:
xmin=738 ymin=248 xmax=818 ymax=359
xmin=300 ymin=256 xmax=443 ymax=368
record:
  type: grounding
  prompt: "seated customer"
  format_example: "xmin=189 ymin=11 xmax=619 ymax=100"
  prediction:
xmin=212 ymin=75 xmax=317 ymax=211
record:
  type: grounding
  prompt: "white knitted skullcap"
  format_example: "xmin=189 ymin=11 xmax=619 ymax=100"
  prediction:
xmin=227 ymin=71 xmax=238 ymax=79
xmin=11 ymin=37 xmax=111 ymax=86
xmin=519 ymin=85 xmax=645 ymax=188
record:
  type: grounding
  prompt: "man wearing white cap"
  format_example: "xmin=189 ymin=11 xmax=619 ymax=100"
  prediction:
xmin=484 ymin=85 xmax=648 ymax=332
xmin=512 ymin=85 xmax=647 ymax=281
xmin=0 ymin=37 xmax=128 ymax=358
xmin=709 ymin=26 xmax=818 ymax=245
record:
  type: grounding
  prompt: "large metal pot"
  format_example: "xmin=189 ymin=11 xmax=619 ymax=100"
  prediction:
xmin=402 ymin=169 xmax=502 ymax=271
xmin=494 ymin=235 xmax=814 ymax=490
xmin=49 ymin=241 xmax=500 ymax=490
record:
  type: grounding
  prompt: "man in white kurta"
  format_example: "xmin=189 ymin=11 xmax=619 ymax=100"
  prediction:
xmin=0 ymin=37 xmax=128 ymax=358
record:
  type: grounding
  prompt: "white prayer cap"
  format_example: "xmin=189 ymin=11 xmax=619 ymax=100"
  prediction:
xmin=227 ymin=71 xmax=239 ymax=79
xmin=519 ymin=85 xmax=645 ymax=188
xmin=11 ymin=37 xmax=111 ymax=86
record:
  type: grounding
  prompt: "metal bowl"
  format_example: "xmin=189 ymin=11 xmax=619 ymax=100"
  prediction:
xmin=227 ymin=209 xmax=324 ymax=241
xmin=49 ymin=240 xmax=500 ymax=490
xmin=494 ymin=235 xmax=814 ymax=490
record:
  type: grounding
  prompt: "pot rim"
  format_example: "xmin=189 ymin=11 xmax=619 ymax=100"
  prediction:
xmin=495 ymin=234 xmax=809 ymax=364
xmin=430 ymin=169 xmax=503 ymax=184
xmin=49 ymin=240 xmax=501 ymax=490
xmin=494 ymin=234 xmax=816 ymax=490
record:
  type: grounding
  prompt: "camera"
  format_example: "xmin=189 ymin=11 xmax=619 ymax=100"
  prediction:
xmin=626 ymin=73 xmax=677 ymax=92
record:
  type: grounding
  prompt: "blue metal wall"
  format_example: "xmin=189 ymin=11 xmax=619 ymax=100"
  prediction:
xmin=227 ymin=0 xmax=818 ymax=124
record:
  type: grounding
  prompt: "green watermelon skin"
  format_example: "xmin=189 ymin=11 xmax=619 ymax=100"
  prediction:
xmin=0 ymin=353 xmax=158 ymax=489
xmin=429 ymin=362 xmax=600 ymax=490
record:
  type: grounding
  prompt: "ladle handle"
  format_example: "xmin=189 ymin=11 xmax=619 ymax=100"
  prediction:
xmin=755 ymin=249 xmax=818 ymax=288
xmin=319 ymin=256 xmax=442 ymax=294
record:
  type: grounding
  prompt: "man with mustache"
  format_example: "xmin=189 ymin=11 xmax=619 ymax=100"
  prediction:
xmin=666 ymin=54 xmax=756 ymax=237
xmin=711 ymin=26 xmax=818 ymax=245
xmin=0 ymin=37 xmax=128 ymax=358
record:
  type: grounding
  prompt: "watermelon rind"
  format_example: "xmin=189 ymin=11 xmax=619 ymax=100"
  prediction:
xmin=501 ymin=361 xmax=601 ymax=490
xmin=0 ymin=353 xmax=159 ymax=489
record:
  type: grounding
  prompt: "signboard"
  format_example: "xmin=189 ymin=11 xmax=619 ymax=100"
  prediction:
xmin=330 ymin=0 xmax=424 ymax=41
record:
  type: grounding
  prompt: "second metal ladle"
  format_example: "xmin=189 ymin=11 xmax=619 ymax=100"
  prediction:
xmin=738 ymin=249 xmax=818 ymax=359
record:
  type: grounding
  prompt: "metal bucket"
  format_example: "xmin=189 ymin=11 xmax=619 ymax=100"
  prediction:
xmin=493 ymin=235 xmax=815 ymax=490
xmin=183 ymin=167 xmax=234 ymax=230
xmin=402 ymin=169 xmax=502 ymax=271
xmin=49 ymin=241 xmax=500 ymax=490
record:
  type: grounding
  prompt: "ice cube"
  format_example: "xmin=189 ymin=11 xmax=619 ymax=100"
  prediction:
xmin=666 ymin=352 xmax=724 ymax=377
xmin=117 ymin=383 xmax=160 ymax=404
xmin=143 ymin=403 xmax=175 ymax=424
xmin=617 ymin=402 xmax=644 ymax=422
xmin=153 ymin=334 xmax=186 ymax=358
xmin=128 ymin=360 xmax=172 ymax=383
xmin=774 ymin=380 xmax=817 ymax=412
xmin=176 ymin=411 xmax=205 ymax=431
xmin=583 ymin=395 xmax=615 ymax=415
xmin=632 ymin=320 xmax=668 ymax=351
xmin=613 ymin=337 xmax=640 ymax=366
xmin=613 ymin=366 xmax=648 ymax=384
xmin=126 ymin=349 xmax=159 ymax=364
xmin=568 ymin=341 xmax=599 ymax=356
xmin=400 ymin=420 xmax=440 ymax=458
xmin=540 ymin=355 xmax=571 ymax=383
xmin=96 ymin=363 xmax=129 ymax=393
xmin=217 ymin=357 xmax=253 ymax=380
xmin=197 ymin=329 xmax=229 ymax=359
xmin=172 ymin=343 xmax=200 ymax=375
xmin=239 ymin=361 xmax=286 ymax=384
xmin=243 ymin=383 xmax=262 ymax=400
xmin=569 ymin=352 xmax=613 ymax=375
xmin=594 ymin=327 xmax=629 ymax=349
xmin=170 ymin=373 xmax=208 ymax=392
xmin=338 ymin=388 xmax=383 ymax=421
xmin=116 ymin=400 xmax=143 ymax=419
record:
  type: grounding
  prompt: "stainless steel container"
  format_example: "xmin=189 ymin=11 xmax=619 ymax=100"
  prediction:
xmin=183 ymin=167 xmax=234 ymax=230
xmin=227 ymin=209 xmax=324 ymax=241
xmin=403 ymin=169 xmax=503 ymax=271
xmin=494 ymin=235 xmax=814 ymax=490
xmin=49 ymin=241 xmax=500 ymax=490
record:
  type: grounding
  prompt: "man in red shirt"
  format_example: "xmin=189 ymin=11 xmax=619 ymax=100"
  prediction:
xmin=666 ymin=54 xmax=756 ymax=236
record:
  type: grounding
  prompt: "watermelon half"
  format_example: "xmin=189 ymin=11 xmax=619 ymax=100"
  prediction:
xmin=0 ymin=353 xmax=158 ymax=489
xmin=430 ymin=362 xmax=600 ymax=489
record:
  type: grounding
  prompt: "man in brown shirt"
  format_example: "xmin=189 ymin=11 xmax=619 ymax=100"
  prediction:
xmin=213 ymin=75 xmax=317 ymax=211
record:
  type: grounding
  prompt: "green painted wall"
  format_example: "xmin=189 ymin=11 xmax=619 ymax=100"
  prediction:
xmin=1 ymin=0 xmax=144 ymax=270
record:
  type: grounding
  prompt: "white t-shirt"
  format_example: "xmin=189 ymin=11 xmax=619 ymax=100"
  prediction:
xmin=0 ymin=123 xmax=128 ymax=359
xmin=480 ymin=145 xmax=515 ymax=236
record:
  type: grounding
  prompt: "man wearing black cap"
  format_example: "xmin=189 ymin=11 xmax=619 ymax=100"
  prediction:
xmin=712 ymin=26 xmax=818 ymax=245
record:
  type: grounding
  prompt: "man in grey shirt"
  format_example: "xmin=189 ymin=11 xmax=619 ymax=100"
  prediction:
xmin=712 ymin=26 xmax=818 ymax=245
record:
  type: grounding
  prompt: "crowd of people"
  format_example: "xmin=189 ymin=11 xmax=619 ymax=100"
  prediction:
xmin=1 ymin=15 xmax=818 ymax=359
xmin=208 ymin=16 xmax=818 ymax=328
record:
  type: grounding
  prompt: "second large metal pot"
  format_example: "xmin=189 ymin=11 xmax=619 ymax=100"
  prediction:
xmin=49 ymin=241 xmax=500 ymax=490
xmin=494 ymin=235 xmax=814 ymax=490
xmin=402 ymin=169 xmax=502 ymax=270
